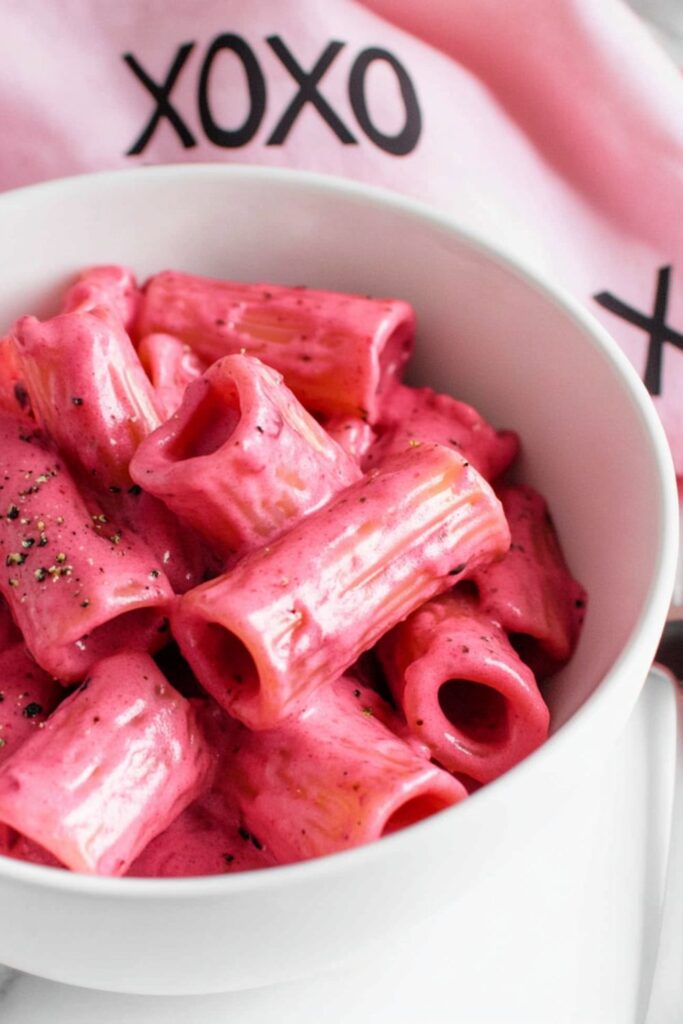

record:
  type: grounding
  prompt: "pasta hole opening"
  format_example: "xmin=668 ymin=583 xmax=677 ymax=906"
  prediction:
xmin=381 ymin=792 xmax=453 ymax=837
xmin=171 ymin=382 xmax=241 ymax=461
xmin=438 ymin=678 xmax=509 ymax=745
xmin=202 ymin=623 xmax=259 ymax=703
xmin=509 ymin=632 xmax=556 ymax=681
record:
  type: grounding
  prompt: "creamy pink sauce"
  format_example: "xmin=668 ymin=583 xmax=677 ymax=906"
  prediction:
xmin=0 ymin=267 xmax=586 ymax=878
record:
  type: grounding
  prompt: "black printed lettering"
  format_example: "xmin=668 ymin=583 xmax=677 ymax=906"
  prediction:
xmin=266 ymin=36 xmax=357 ymax=146
xmin=123 ymin=43 xmax=196 ymax=155
xmin=348 ymin=47 xmax=421 ymax=156
xmin=198 ymin=34 xmax=266 ymax=148
xmin=595 ymin=265 xmax=683 ymax=395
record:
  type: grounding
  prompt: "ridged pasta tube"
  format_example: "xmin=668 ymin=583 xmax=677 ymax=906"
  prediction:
xmin=136 ymin=271 xmax=415 ymax=422
xmin=173 ymin=442 xmax=510 ymax=729
xmin=131 ymin=354 xmax=362 ymax=558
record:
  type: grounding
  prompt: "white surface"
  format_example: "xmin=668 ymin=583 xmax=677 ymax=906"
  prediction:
xmin=0 ymin=669 xmax=674 ymax=1023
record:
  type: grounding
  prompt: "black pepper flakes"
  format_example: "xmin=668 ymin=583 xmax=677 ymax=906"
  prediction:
xmin=71 ymin=397 xmax=84 ymax=407
xmin=13 ymin=383 xmax=29 ymax=410
xmin=128 ymin=484 xmax=142 ymax=496
xmin=22 ymin=702 xmax=43 ymax=718
xmin=6 ymin=505 xmax=19 ymax=520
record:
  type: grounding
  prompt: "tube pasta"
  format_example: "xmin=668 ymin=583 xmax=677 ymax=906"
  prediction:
xmin=0 ymin=414 xmax=173 ymax=681
xmin=471 ymin=485 xmax=587 ymax=678
xmin=0 ymin=644 xmax=63 ymax=765
xmin=0 ymin=652 xmax=212 ymax=875
xmin=172 ymin=442 xmax=510 ymax=729
xmin=137 ymin=332 xmax=207 ymax=421
xmin=136 ymin=271 xmax=415 ymax=422
xmin=13 ymin=306 xmax=161 ymax=487
xmin=60 ymin=264 xmax=142 ymax=332
xmin=365 ymin=384 xmax=519 ymax=480
xmin=0 ymin=264 xmax=588 ymax=878
xmin=204 ymin=677 xmax=466 ymax=863
xmin=321 ymin=414 xmax=376 ymax=465
xmin=130 ymin=354 xmax=361 ymax=558
xmin=377 ymin=589 xmax=549 ymax=783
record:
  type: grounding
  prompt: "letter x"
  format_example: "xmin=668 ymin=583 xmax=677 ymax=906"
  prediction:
xmin=594 ymin=265 xmax=683 ymax=395
xmin=123 ymin=43 xmax=197 ymax=155
xmin=266 ymin=36 xmax=357 ymax=146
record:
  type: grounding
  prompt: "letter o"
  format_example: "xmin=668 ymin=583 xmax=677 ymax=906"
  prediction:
xmin=348 ymin=48 xmax=421 ymax=156
xmin=198 ymin=34 xmax=266 ymax=148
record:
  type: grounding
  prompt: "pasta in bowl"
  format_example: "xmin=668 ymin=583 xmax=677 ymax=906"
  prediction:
xmin=0 ymin=166 xmax=675 ymax=993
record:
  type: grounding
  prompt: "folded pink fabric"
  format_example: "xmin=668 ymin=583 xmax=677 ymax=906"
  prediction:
xmin=0 ymin=0 xmax=681 ymax=467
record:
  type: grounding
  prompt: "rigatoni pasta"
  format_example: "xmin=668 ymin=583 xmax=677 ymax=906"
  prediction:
xmin=0 ymin=644 xmax=62 ymax=765
xmin=130 ymin=353 xmax=361 ymax=559
xmin=0 ymin=264 xmax=586 ymax=879
xmin=13 ymin=306 xmax=161 ymax=487
xmin=377 ymin=589 xmax=550 ymax=783
xmin=60 ymin=264 xmax=142 ymax=332
xmin=471 ymin=485 xmax=587 ymax=678
xmin=172 ymin=442 xmax=510 ymax=729
xmin=137 ymin=332 xmax=206 ymax=421
xmin=136 ymin=270 xmax=415 ymax=422
xmin=0 ymin=652 xmax=212 ymax=875
xmin=204 ymin=676 xmax=466 ymax=863
xmin=0 ymin=414 xmax=173 ymax=680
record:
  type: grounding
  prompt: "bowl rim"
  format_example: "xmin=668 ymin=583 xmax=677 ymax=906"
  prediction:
xmin=0 ymin=162 xmax=678 ymax=898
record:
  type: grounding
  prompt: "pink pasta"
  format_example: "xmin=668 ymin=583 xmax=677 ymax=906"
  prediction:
xmin=60 ymin=264 xmax=142 ymax=332
xmin=0 ymin=336 xmax=29 ymax=422
xmin=0 ymin=652 xmax=212 ymax=875
xmin=200 ymin=677 xmax=466 ymax=863
xmin=365 ymin=383 xmax=519 ymax=481
xmin=0 ymin=644 xmax=63 ymax=765
xmin=0 ymin=598 xmax=21 ymax=652
xmin=172 ymin=443 xmax=510 ymax=729
xmin=471 ymin=485 xmax=587 ymax=678
xmin=136 ymin=271 xmax=415 ymax=422
xmin=13 ymin=306 xmax=161 ymax=487
xmin=377 ymin=589 xmax=549 ymax=783
xmin=0 ymin=266 xmax=586 ymax=878
xmin=137 ymin=332 xmax=206 ymax=421
xmin=0 ymin=414 xmax=172 ymax=681
xmin=130 ymin=354 xmax=361 ymax=558
xmin=321 ymin=414 xmax=377 ymax=465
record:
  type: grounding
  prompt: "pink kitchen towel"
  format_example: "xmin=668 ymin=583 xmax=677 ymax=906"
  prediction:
xmin=1 ymin=0 xmax=681 ymax=470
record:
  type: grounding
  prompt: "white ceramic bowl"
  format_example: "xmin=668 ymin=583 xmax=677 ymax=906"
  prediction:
xmin=0 ymin=166 xmax=677 ymax=995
